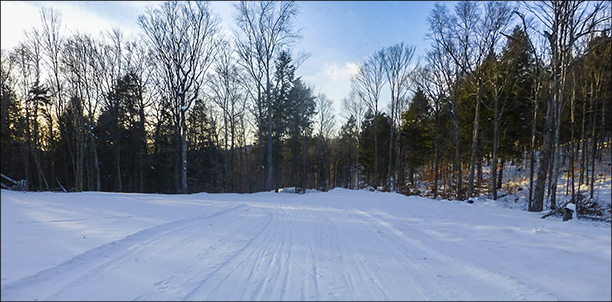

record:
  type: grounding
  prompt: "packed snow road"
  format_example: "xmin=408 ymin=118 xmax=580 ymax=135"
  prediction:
xmin=1 ymin=189 xmax=610 ymax=300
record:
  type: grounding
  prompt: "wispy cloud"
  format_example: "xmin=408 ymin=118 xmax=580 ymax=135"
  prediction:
xmin=1 ymin=1 xmax=144 ymax=50
xmin=322 ymin=62 xmax=360 ymax=81
xmin=300 ymin=61 xmax=360 ymax=120
xmin=121 ymin=1 xmax=153 ymax=12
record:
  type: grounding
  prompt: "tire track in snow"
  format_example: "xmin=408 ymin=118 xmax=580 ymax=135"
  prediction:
xmin=351 ymin=208 xmax=557 ymax=300
xmin=249 ymin=203 xmax=288 ymax=301
xmin=142 ymin=205 xmax=277 ymax=300
xmin=103 ymin=204 xmax=274 ymax=300
xmin=321 ymin=214 xmax=374 ymax=299
xmin=182 ymin=202 xmax=297 ymax=300
xmin=180 ymin=207 xmax=277 ymax=300
xmin=244 ymin=203 xmax=302 ymax=301
xmin=1 ymin=204 xmax=249 ymax=301
xmin=295 ymin=206 xmax=345 ymax=300
xmin=191 ymin=200 xmax=348 ymax=301
xmin=288 ymin=204 xmax=419 ymax=300
xmin=331 ymin=208 xmax=429 ymax=300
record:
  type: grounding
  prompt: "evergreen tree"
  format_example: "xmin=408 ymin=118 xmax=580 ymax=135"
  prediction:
xmin=187 ymin=98 xmax=223 ymax=193
xmin=284 ymin=78 xmax=316 ymax=189
xmin=359 ymin=111 xmax=391 ymax=189
xmin=336 ymin=116 xmax=359 ymax=188
xmin=1 ymin=62 xmax=25 ymax=182
xmin=402 ymin=89 xmax=432 ymax=190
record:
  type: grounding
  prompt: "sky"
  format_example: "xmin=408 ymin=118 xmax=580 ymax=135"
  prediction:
xmin=0 ymin=1 xmax=456 ymax=122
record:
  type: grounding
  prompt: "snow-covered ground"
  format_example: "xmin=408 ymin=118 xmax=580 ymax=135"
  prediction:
xmin=1 ymin=188 xmax=610 ymax=301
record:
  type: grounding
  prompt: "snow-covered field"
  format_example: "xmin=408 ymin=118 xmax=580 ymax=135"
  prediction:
xmin=1 ymin=188 xmax=610 ymax=301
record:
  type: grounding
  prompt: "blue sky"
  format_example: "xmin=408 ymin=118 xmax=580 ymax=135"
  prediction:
xmin=295 ymin=1 xmax=455 ymax=115
xmin=1 ymin=1 xmax=456 ymax=119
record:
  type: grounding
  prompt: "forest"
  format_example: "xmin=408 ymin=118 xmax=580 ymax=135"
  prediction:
xmin=1 ymin=1 xmax=610 ymax=214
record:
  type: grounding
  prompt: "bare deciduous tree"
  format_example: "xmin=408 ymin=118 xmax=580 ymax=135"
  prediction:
xmin=351 ymin=52 xmax=385 ymax=187
xmin=138 ymin=1 xmax=221 ymax=193
xmin=123 ymin=39 xmax=155 ymax=192
xmin=315 ymin=93 xmax=336 ymax=140
xmin=427 ymin=3 xmax=464 ymax=199
xmin=523 ymin=0 xmax=610 ymax=211
xmin=207 ymin=41 xmax=247 ymax=192
xmin=429 ymin=1 xmax=513 ymax=199
xmin=342 ymin=90 xmax=366 ymax=190
xmin=416 ymin=46 xmax=454 ymax=199
xmin=380 ymin=42 xmax=415 ymax=190
xmin=233 ymin=0 xmax=301 ymax=191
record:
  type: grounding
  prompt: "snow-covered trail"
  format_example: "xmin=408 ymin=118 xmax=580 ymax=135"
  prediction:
xmin=1 ymin=189 xmax=610 ymax=300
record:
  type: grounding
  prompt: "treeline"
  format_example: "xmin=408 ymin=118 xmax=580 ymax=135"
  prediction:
xmin=341 ymin=1 xmax=610 ymax=213
xmin=1 ymin=2 xmax=315 ymax=194
xmin=1 ymin=1 xmax=610 ymax=212
xmin=413 ymin=1 xmax=610 ymax=213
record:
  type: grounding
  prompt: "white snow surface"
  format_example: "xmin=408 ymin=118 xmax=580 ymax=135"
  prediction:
xmin=1 ymin=188 xmax=610 ymax=301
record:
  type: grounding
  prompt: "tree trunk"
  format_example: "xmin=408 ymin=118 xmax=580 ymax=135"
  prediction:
xmin=600 ymin=77 xmax=607 ymax=163
xmin=302 ymin=133 xmax=307 ymax=191
xmin=90 ymin=130 xmax=101 ymax=191
xmin=114 ymin=109 xmax=122 ymax=192
xmin=75 ymin=101 xmax=84 ymax=192
xmin=570 ymin=76 xmax=576 ymax=202
xmin=550 ymin=107 xmax=561 ymax=209
xmin=230 ymin=115 xmax=236 ymax=193
xmin=222 ymin=111 xmax=229 ymax=192
xmin=589 ymin=87 xmax=598 ymax=199
xmin=387 ymin=91 xmax=395 ymax=189
xmin=179 ymin=100 xmax=188 ymax=194
xmin=175 ymin=138 xmax=181 ymax=193
xmin=138 ymin=106 xmax=146 ymax=192
xmin=374 ymin=107 xmax=379 ymax=188
xmin=450 ymin=96 xmax=463 ymax=200
xmin=468 ymin=78 xmax=482 ymax=198
xmin=580 ymin=85 xmax=588 ymax=186
xmin=266 ymin=75 xmax=274 ymax=191
xmin=47 ymin=113 xmax=56 ymax=191
xmin=492 ymin=93 xmax=500 ymax=200
xmin=477 ymin=150 xmax=483 ymax=189
xmin=528 ymin=81 xmax=540 ymax=208
xmin=550 ymin=56 xmax=568 ymax=210
xmin=396 ymin=120 xmax=404 ymax=193
xmin=409 ymin=166 xmax=415 ymax=186
xmin=433 ymin=110 xmax=440 ymax=199
xmin=546 ymin=103 xmax=557 ymax=203
xmin=531 ymin=93 xmax=554 ymax=212
xmin=355 ymin=136 xmax=360 ymax=190
xmin=497 ymin=156 xmax=505 ymax=190
xmin=24 ymin=105 xmax=32 ymax=190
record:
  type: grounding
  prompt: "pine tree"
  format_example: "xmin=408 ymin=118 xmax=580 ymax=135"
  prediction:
xmin=401 ymin=89 xmax=432 ymax=191
xmin=360 ymin=111 xmax=391 ymax=189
